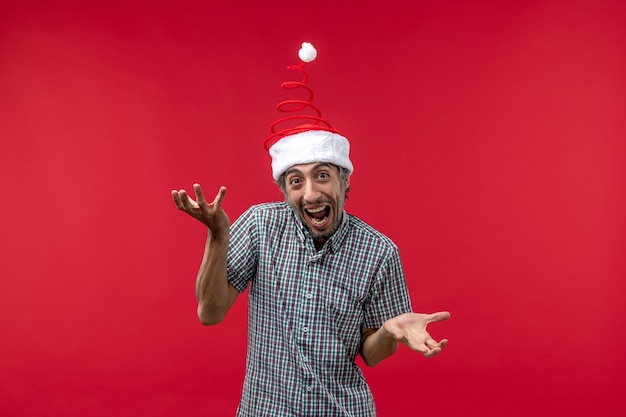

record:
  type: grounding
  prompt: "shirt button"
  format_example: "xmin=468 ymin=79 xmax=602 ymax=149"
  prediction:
xmin=302 ymin=327 xmax=308 ymax=333
xmin=305 ymin=293 xmax=313 ymax=300
xmin=306 ymin=385 xmax=313 ymax=392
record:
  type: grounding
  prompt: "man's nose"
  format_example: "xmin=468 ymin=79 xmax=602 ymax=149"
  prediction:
xmin=303 ymin=181 xmax=321 ymax=203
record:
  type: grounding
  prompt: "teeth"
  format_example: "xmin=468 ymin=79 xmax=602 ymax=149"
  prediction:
xmin=307 ymin=206 xmax=326 ymax=213
xmin=310 ymin=217 xmax=327 ymax=225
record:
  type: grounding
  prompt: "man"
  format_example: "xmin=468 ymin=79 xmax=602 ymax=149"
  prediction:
xmin=171 ymin=43 xmax=450 ymax=417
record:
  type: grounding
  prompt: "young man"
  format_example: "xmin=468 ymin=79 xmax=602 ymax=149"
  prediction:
xmin=171 ymin=43 xmax=450 ymax=417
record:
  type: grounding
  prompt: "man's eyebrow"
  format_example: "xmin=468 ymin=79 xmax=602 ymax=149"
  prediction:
xmin=285 ymin=163 xmax=333 ymax=178
xmin=284 ymin=168 xmax=303 ymax=177
xmin=313 ymin=163 xmax=332 ymax=170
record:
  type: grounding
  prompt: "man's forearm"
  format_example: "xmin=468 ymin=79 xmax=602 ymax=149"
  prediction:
xmin=360 ymin=326 xmax=399 ymax=367
xmin=195 ymin=231 xmax=235 ymax=325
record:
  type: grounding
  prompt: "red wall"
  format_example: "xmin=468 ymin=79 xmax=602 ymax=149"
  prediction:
xmin=1 ymin=1 xmax=625 ymax=416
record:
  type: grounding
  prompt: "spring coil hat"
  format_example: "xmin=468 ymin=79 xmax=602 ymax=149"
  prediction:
xmin=264 ymin=42 xmax=353 ymax=181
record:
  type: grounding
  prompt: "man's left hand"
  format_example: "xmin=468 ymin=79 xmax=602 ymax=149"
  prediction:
xmin=383 ymin=312 xmax=450 ymax=358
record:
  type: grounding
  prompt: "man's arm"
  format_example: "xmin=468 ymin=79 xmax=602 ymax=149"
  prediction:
xmin=172 ymin=184 xmax=239 ymax=325
xmin=194 ymin=228 xmax=239 ymax=325
xmin=360 ymin=312 xmax=450 ymax=367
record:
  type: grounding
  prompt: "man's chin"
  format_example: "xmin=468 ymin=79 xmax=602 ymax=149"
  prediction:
xmin=308 ymin=222 xmax=340 ymax=242
xmin=312 ymin=231 xmax=331 ymax=242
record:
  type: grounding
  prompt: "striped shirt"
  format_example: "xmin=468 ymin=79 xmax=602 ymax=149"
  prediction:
xmin=227 ymin=202 xmax=412 ymax=417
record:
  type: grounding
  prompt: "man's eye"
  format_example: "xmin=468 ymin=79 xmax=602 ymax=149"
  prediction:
xmin=318 ymin=172 xmax=329 ymax=179
xmin=289 ymin=178 xmax=301 ymax=185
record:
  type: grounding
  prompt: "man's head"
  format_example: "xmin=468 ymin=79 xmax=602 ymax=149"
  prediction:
xmin=269 ymin=129 xmax=354 ymax=248
xmin=277 ymin=162 xmax=351 ymax=246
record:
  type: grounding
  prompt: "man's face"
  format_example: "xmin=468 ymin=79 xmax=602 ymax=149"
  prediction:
xmin=283 ymin=162 xmax=349 ymax=245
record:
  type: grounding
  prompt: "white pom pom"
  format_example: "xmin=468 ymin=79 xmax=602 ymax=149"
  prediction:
xmin=298 ymin=42 xmax=317 ymax=63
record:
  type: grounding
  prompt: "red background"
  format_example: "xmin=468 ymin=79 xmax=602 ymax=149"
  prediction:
xmin=1 ymin=1 xmax=625 ymax=416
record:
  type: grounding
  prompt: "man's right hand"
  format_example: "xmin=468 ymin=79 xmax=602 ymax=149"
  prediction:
xmin=171 ymin=184 xmax=230 ymax=238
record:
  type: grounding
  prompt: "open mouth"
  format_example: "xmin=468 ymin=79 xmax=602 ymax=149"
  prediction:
xmin=304 ymin=205 xmax=331 ymax=228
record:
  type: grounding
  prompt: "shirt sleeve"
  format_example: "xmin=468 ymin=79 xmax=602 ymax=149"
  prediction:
xmin=362 ymin=247 xmax=413 ymax=329
xmin=226 ymin=206 xmax=259 ymax=293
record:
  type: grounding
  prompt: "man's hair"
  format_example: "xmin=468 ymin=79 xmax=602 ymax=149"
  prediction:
xmin=275 ymin=165 xmax=351 ymax=199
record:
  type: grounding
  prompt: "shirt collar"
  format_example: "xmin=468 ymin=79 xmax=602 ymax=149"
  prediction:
xmin=326 ymin=212 xmax=350 ymax=253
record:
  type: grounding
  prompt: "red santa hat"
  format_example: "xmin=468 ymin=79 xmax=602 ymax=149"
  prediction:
xmin=264 ymin=42 xmax=353 ymax=181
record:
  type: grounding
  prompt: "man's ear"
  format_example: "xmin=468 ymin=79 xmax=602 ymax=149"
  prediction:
xmin=344 ymin=175 xmax=351 ymax=190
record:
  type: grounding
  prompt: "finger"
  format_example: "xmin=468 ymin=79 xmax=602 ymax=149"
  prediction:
xmin=423 ymin=346 xmax=442 ymax=358
xmin=425 ymin=338 xmax=441 ymax=349
xmin=211 ymin=186 xmax=227 ymax=209
xmin=174 ymin=190 xmax=192 ymax=210
xmin=179 ymin=190 xmax=198 ymax=211
xmin=411 ymin=343 xmax=429 ymax=354
xmin=400 ymin=336 xmax=429 ymax=354
xmin=425 ymin=311 xmax=451 ymax=323
xmin=178 ymin=190 xmax=189 ymax=209
xmin=171 ymin=190 xmax=183 ymax=209
xmin=193 ymin=184 xmax=206 ymax=205
xmin=426 ymin=338 xmax=448 ymax=349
